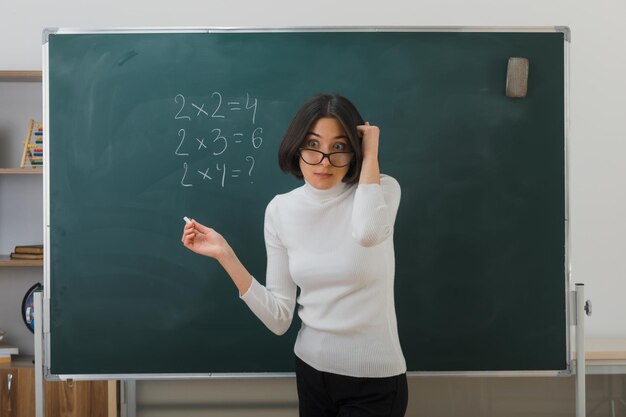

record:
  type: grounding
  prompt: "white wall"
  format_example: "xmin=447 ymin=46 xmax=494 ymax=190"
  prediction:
xmin=1 ymin=0 xmax=624 ymax=341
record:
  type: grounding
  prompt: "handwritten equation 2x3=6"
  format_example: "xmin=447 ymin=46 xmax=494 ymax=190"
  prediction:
xmin=173 ymin=92 xmax=262 ymax=188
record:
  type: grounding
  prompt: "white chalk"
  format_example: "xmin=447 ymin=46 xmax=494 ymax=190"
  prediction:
xmin=183 ymin=216 xmax=191 ymax=224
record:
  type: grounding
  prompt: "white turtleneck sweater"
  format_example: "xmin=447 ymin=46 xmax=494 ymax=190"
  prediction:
xmin=240 ymin=174 xmax=406 ymax=378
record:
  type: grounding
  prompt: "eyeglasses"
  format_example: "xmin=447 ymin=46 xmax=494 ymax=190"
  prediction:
xmin=299 ymin=148 xmax=355 ymax=168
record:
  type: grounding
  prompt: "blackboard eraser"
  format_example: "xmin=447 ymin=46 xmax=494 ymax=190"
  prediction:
xmin=506 ymin=57 xmax=529 ymax=98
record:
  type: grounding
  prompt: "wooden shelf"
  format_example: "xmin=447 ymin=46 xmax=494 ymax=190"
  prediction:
xmin=0 ymin=70 xmax=42 ymax=82
xmin=0 ymin=168 xmax=42 ymax=175
xmin=0 ymin=255 xmax=43 ymax=267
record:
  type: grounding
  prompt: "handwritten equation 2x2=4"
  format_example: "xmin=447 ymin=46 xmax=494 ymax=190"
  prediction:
xmin=173 ymin=92 xmax=262 ymax=188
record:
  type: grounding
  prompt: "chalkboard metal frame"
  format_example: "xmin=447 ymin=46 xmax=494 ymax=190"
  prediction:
xmin=42 ymin=26 xmax=572 ymax=380
xmin=43 ymin=25 xmax=572 ymax=38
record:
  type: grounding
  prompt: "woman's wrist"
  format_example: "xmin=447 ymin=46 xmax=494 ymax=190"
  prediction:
xmin=216 ymin=244 xmax=235 ymax=265
xmin=217 ymin=245 xmax=253 ymax=295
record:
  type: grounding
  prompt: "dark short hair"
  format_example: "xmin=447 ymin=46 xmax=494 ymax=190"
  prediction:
xmin=278 ymin=93 xmax=365 ymax=184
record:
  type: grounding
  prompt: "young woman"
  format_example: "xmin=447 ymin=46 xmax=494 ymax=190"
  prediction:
xmin=182 ymin=93 xmax=407 ymax=417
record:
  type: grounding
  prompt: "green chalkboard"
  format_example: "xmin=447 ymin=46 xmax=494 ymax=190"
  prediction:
xmin=45 ymin=29 xmax=567 ymax=375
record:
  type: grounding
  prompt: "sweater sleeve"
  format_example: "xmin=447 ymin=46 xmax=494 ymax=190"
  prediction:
xmin=351 ymin=174 xmax=402 ymax=247
xmin=239 ymin=198 xmax=297 ymax=335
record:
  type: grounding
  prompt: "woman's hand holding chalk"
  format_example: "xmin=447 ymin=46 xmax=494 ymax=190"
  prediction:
xmin=181 ymin=218 xmax=230 ymax=262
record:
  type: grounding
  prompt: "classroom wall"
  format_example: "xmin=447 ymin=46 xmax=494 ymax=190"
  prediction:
xmin=1 ymin=0 xmax=625 ymax=339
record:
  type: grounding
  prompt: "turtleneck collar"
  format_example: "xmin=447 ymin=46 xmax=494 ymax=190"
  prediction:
xmin=302 ymin=180 xmax=351 ymax=202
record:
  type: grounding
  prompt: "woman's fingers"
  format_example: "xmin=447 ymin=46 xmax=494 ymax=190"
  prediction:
xmin=356 ymin=122 xmax=376 ymax=133
xmin=192 ymin=220 xmax=213 ymax=234
xmin=182 ymin=231 xmax=195 ymax=245
xmin=182 ymin=220 xmax=198 ymax=245
xmin=182 ymin=224 xmax=193 ymax=237
xmin=181 ymin=219 xmax=223 ymax=256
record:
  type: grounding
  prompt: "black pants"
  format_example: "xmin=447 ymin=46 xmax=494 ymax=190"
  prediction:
xmin=295 ymin=356 xmax=408 ymax=417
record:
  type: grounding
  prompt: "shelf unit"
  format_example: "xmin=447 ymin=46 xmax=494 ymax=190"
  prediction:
xmin=0 ymin=70 xmax=44 ymax=268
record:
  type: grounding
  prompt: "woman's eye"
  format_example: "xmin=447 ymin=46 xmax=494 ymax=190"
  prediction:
xmin=333 ymin=143 xmax=347 ymax=151
xmin=306 ymin=139 xmax=319 ymax=148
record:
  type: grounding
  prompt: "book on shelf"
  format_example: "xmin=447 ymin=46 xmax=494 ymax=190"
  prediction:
xmin=14 ymin=244 xmax=43 ymax=254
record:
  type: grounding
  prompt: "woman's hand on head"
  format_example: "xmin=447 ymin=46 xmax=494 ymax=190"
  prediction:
xmin=181 ymin=219 xmax=231 ymax=261
xmin=356 ymin=122 xmax=380 ymax=161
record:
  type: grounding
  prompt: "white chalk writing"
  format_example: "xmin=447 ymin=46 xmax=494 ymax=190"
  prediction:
xmin=172 ymin=92 xmax=263 ymax=188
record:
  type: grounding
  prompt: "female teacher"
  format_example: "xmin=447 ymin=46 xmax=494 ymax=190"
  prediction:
xmin=182 ymin=93 xmax=407 ymax=417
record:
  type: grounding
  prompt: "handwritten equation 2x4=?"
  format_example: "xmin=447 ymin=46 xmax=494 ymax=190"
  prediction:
xmin=173 ymin=92 xmax=262 ymax=188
